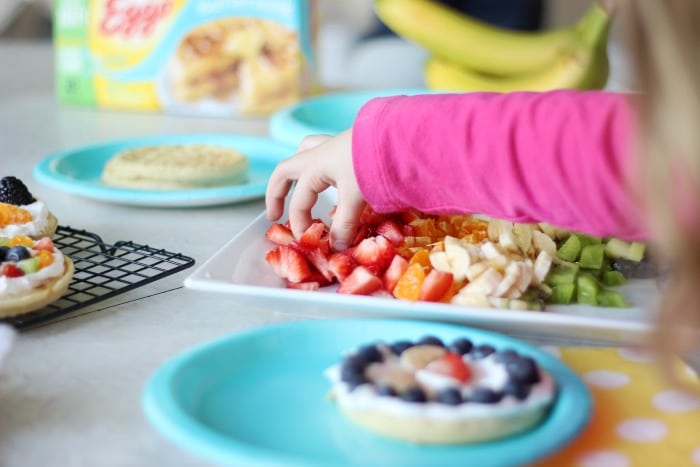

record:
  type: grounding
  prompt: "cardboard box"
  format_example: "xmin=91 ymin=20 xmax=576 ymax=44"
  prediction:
xmin=54 ymin=0 xmax=317 ymax=117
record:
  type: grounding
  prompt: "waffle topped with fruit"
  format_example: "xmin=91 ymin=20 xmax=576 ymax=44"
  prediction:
xmin=0 ymin=176 xmax=58 ymax=240
xmin=326 ymin=335 xmax=556 ymax=444
xmin=0 ymin=235 xmax=74 ymax=318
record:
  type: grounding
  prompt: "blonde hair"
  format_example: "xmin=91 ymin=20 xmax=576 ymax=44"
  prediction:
xmin=622 ymin=0 xmax=700 ymax=384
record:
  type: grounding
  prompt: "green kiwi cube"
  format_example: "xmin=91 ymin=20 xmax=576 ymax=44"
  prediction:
xmin=580 ymin=244 xmax=605 ymax=269
xmin=576 ymin=272 xmax=599 ymax=305
xmin=545 ymin=261 xmax=580 ymax=286
xmin=557 ymin=234 xmax=582 ymax=262
xmin=17 ymin=257 xmax=40 ymax=274
xmin=601 ymin=270 xmax=627 ymax=287
xmin=598 ymin=289 xmax=630 ymax=308
xmin=577 ymin=233 xmax=603 ymax=246
xmin=549 ymin=283 xmax=576 ymax=304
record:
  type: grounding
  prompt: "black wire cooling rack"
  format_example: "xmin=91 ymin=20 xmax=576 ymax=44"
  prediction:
xmin=2 ymin=225 xmax=195 ymax=330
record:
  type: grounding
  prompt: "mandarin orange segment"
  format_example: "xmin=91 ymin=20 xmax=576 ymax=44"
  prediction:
xmin=409 ymin=218 xmax=439 ymax=239
xmin=392 ymin=262 xmax=425 ymax=301
xmin=0 ymin=203 xmax=32 ymax=228
xmin=38 ymin=250 xmax=53 ymax=268
xmin=408 ymin=249 xmax=431 ymax=269
xmin=9 ymin=235 xmax=33 ymax=247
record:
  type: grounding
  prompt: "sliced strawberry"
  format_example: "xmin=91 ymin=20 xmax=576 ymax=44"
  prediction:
xmin=425 ymin=352 xmax=471 ymax=382
xmin=265 ymin=223 xmax=295 ymax=246
xmin=337 ymin=266 xmax=383 ymax=295
xmin=359 ymin=204 xmax=386 ymax=227
xmin=287 ymin=281 xmax=321 ymax=291
xmin=352 ymin=235 xmax=396 ymax=273
xmin=288 ymin=240 xmax=334 ymax=283
xmin=351 ymin=225 xmax=373 ymax=246
xmin=327 ymin=252 xmax=356 ymax=282
xmin=376 ymin=220 xmax=405 ymax=246
xmin=418 ymin=269 xmax=454 ymax=302
xmin=305 ymin=270 xmax=333 ymax=287
xmin=33 ymin=237 xmax=55 ymax=252
xmin=1 ymin=263 xmax=25 ymax=277
xmin=383 ymin=254 xmax=409 ymax=294
xmin=299 ymin=221 xmax=330 ymax=253
xmin=400 ymin=209 xmax=423 ymax=224
xmin=306 ymin=247 xmax=334 ymax=282
xmin=265 ymin=245 xmax=313 ymax=284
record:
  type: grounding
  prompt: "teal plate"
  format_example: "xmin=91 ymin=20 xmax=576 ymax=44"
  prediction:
xmin=143 ymin=318 xmax=591 ymax=467
xmin=33 ymin=134 xmax=294 ymax=207
xmin=269 ymin=88 xmax=435 ymax=148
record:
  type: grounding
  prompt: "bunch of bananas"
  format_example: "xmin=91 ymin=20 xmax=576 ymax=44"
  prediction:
xmin=374 ymin=0 xmax=613 ymax=92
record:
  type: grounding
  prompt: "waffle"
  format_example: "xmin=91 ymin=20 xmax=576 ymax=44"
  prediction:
xmin=101 ymin=144 xmax=249 ymax=190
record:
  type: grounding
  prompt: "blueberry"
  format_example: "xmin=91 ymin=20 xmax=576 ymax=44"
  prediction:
xmin=503 ymin=380 xmax=531 ymax=400
xmin=376 ymin=384 xmax=397 ymax=397
xmin=357 ymin=344 xmax=383 ymax=363
xmin=448 ymin=337 xmax=473 ymax=355
xmin=340 ymin=355 xmax=368 ymax=386
xmin=436 ymin=388 xmax=463 ymax=405
xmin=401 ymin=387 xmax=427 ymax=403
xmin=390 ymin=340 xmax=414 ymax=355
xmin=470 ymin=344 xmax=496 ymax=359
xmin=505 ymin=357 xmax=540 ymax=384
xmin=493 ymin=349 xmax=520 ymax=363
xmin=6 ymin=246 xmax=30 ymax=262
xmin=0 ymin=246 xmax=8 ymax=262
xmin=418 ymin=335 xmax=444 ymax=347
xmin=470 ymin=388 xmax=504 ymax=404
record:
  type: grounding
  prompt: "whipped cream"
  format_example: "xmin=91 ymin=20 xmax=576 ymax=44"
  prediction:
xmin=326 ymin=348 xmax=555 ymax=421
xmin=0 ymin=249 xmax=65 ymax=296
xmin=0 ymin=201 xmax=50 ymax=238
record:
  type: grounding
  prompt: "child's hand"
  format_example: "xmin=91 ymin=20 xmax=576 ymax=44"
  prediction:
xmin=265 ymin=129 xmax=366 ymax=251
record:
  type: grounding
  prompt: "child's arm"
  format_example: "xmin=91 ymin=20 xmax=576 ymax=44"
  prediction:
xmin=352 ymin=90 xmax=648 ymax=240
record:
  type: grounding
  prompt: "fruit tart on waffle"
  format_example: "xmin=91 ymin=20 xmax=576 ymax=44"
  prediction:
xmin=326 ymin=335 xmax=556 ymax=444
xmin=0 ymin=235 xmax=74 ymax=318
xmin=0 ymin=176 xmax=58 ymax=240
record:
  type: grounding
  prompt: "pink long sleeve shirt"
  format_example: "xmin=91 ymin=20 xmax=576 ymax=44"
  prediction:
xmin=352 ymin=91 xmax=648 ymax=241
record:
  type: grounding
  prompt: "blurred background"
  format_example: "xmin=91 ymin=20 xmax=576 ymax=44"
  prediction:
xmin=1 ymin=0 xmax=630 ymax=91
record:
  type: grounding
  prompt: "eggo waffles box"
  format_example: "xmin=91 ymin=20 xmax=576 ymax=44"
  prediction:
xmin=53 ymin=0 xmax=316 ymax=117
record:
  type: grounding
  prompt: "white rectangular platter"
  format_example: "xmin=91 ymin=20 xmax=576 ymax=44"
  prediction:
xmin=185 ymin=190 xmax=660 ymax=346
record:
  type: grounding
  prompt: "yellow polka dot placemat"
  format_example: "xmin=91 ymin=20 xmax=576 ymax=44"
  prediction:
xmin=536 ymin=347 xmax=700 ymax=467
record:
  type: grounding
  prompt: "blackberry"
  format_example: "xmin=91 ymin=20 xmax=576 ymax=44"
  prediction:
xmin=0 ymin=176 xmax=36 ymax=205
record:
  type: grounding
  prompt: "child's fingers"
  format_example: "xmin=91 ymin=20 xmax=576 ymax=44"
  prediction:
xmin=329 ymin=188 xmax=366 ymax=251
xmin=288 ymin=173 xmax=331 ymax=239
xmin=265 ymin=178 xmax=293 ymax=221
xmin=265 ymin=155 xmax=306 ymax=221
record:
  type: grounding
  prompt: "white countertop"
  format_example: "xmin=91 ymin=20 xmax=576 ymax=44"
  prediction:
xmin=0 ymin=40 xmax=697 ymax=467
